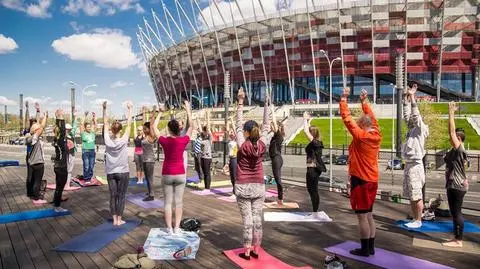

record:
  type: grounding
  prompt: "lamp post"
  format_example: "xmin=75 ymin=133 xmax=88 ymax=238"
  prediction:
xmin=69 ymin=81 xmax=97 ymax=115
xmin=320 ymin=49 xmax=341 ymax=189
xmin=390 ymin=83 xmax=396 ymax=152
xmin=223 ymin=71 xmax=231 ymax=167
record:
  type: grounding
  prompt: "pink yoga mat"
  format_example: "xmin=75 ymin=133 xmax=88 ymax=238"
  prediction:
xmin=190 ymin=187 xmax=233 ymax=196
xmin=324 ymin=241 xmax=454 ymax=269
xmin=224 ymin=247 xmax=311 ymax=269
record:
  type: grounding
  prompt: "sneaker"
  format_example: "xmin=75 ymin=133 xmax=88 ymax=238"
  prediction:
xmin=174 ymin=228 xmax=182 ymax=234
xmin=33 ymin=199 xmax=47 ymax=205
xmin=54 ymin=207 xmax=68 ymax=213
xmin=422 ymin=210 xmax=435 ymax=221
xmin=143 ymin=196 xmax=154 ymax=202
xmin=167 ymin=228 xmax=174 ymax=235
xmin=405 ymin=220 xmax=422 ymax=229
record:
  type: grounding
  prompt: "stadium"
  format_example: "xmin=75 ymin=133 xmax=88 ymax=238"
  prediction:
xmin=138 ymin=0 xmax=479 ymax=108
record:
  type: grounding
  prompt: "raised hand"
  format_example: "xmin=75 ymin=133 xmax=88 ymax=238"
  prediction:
xmin=55 ymin=109 xmax=64 ymax=119
xmin=238 ymin=87 xmax=245 ymax=101
xmin=408 ymin=83 xmax=418 ymax=96
xmin=126 ymin=101 xmax=133 ymax=110
xmin=303 ymin=111 xmax=311 ymax=120
xmin=448 ymin=101 xmax=458 ymax=114
xmin=342 ymin=87 xmax=350 ymax=98
xmin=360 ymin=89 xmax=368 ymax=102
xmin=34 ymin=102 xmax=40 ymax=111
xmin=158 ymin=103 xmax=165 ymax=112
xmin=183 ymin=100 xmax=191 ymax=111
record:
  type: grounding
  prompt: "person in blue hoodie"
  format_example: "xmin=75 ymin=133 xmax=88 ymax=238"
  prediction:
xmin=401 ymin=83 xmax=429 ymax=229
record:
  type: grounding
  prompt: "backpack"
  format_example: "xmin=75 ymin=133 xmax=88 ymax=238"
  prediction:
xmin=180 ymin=218 xmax=201 ymax=232
xmin=429 ymin=195 xmax=451 ymax=218
xmin=113 ymin=253 xmax=156 ymax=269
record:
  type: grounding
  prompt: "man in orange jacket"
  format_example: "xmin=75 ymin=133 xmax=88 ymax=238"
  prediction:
xmin=340 ymin=87 xmax=382 ymax=257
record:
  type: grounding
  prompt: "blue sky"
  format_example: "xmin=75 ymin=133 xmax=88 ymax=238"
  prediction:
xmin=0 ymin=0 xmax=213 ymax=117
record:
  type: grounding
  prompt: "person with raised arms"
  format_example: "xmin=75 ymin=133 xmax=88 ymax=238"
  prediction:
xmin=443 ymin=101 xmax=469 ymax=248
xmin=52 ymin=109 xmax=69 ymax=212
xmin=152 ymin=101 xmax=193 ymax=234
xmin=401 ymin=83 xmax=429 ymax=229
xmin=65 ymin=111 xmax=79 ymax=190
xmin=303 ymin=110 xmax=326 ymax=217
xmin=340 ymin=87 xmax=382 ymax=257
xmin=142 ymin=105 xmax=160 ymax=201
xmin=227 ymin=116 xmax=238 ymax=196
xmin=133 ymin=107 xmax=146 ymax=184
xmin=235 ymin=87 xmax=270 ymax=260
xmin=103 ymin=101 xmax=132 ymax=226
xmin=268 ymin=101 xmax=286 ymax=206
xmin=26 ymin=105 xmax=48 ymax=204
xmin=79 ymin=111 xmax=97 ymax=183
xmin=199 ymin=110 xmax=213 ymax=189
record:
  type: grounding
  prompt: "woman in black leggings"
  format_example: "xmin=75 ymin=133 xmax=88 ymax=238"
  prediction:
xmin=52 ymin=109 xmax=69 ymax=212
xmin=443 ymin=102 xmax=469 ymax=248
xmin=197 ymin=110 xmax=213 ymax=189
xmin=268 ymin=103 xmax=285 ymax=205
xmin=303 ymin=111 xmax=326 ymax=217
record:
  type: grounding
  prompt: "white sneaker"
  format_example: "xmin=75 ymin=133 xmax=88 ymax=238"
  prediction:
xmin=174 ymin=228 xmax=182 ymax=234
xmin=405 ymin=220 xmax=422 ymax=229
xmin=54 ymin=207 xmax=68 ymax=213
xmin=167 ymin=228 xmax=174 ymax=235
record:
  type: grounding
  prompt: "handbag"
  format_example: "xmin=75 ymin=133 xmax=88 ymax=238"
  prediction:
xmin=113 ymin=253 xmax=156 ymax=269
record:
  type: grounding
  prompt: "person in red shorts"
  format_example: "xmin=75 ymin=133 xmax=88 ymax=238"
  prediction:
xmin=340 ymin=87 xmax=382 ymax=257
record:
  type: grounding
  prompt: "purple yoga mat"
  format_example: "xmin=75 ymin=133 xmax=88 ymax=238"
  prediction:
xmin=324 ymin=241 xmax=454 ymax=269
xmin=190 ymin=187 xmax=233 ymax=196
xmin=127 ymin=193 xmax=164 ymax=209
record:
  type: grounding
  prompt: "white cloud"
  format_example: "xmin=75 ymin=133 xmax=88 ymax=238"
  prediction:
xmin=50 ymin=100 xmax=71 ymax=106
xmin=51 ymin=28 xmax=140 ymax=69
xmin=69 ymin=21 xmax=84 ymax=33
xmin=24 ymin=96 xmax=52 ymax=105
xmin=110 ymin=80 xmax=134 ymax=89
xmin=1 ymin=0 xmax=52 ymax=18
xmin=41 ymin=60 xmax=48 ymax=64
xmin=138 ymin=61 xmax=148 ymax=76
xmin=62 ymin=0 xmax=145 ymax=16
xmin=0 ymin=96 xmax=17 ymax=106
xmin=0 ymin=34 xmax=18 ymax=54
xmin=83 ymin=90 xmax=97 ymax=96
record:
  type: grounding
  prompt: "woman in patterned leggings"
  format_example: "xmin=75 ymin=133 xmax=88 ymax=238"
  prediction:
xmin=235 ymin=87 xmax=270 ymax=260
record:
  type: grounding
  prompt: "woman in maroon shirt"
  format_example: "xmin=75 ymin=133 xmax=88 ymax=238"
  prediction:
xmin=235 ymin=87 xmax=270 ymax=260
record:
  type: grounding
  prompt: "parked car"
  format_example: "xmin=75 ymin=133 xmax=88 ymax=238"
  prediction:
xmin=386 ymin=159 xmax=405 ymax=170
xmin=335 ymin=155 xmax=348 ymax=165
xmin=322 ymin=154 xmax=337 ymax=164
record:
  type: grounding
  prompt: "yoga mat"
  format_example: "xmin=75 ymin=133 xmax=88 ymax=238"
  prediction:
xmin=55 ymin=219 xmax=141 ymax=253
xmin=144 ymin=228 xmax=200 ymax=260
xmin=190 ymin=187 xmax=233 ymax=196
xmin=324 ymin=241 xmax=454 ymax=269
xmin=264 ymin=212 xmax=332 ymax=222
xmin=224 ymin=247 xmax=312 ymax=269
xmin=46 ymin=183 xmax=81 ymax=191
xmin=129 ymin=178 xmax=147 ymax=186
xmin=95 ymin=176 xmax=108 ymax=185
xmin=71 ymin=177 xmax=103 ymax=187
xmin=0 ymin=160 xmax=19 ymax=167
xmin=186 ymin=180 xmax=231 ymax=189
xmin=396 ymin=220 xmax=480 ymax=233
xmin=0 ymin=208 xmax=71 ymax=224
xmin=127 ymin=193 xmax=164 ymax=209
xmin=186 ymin=175 xmax=200 ymax=183
xmin=413 ymin=237 xmax=480 ymax=255
xmin=264 ymin=202 xmax=299 ymax=209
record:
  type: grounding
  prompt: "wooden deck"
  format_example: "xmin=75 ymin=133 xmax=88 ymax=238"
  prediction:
xmin=0 ymin=159 xmax=478 ymax=269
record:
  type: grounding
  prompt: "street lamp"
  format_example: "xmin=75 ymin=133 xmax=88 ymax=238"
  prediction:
xmin=191 ymin=95 xmax=207 ymax=108
xmin=320 ymin=49 xmax=341 ymax=189
xmin=390 ymin=83 xmax=396 ymax=152
xmin=70 ymin=81 xmax=97 ymax=115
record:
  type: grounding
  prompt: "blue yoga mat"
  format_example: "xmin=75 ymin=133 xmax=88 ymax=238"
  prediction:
xmin=186 ymin=175 xmax=200 ymax=184
xmin=397 ymin=220 xmax=480 ymax=233
xmin=0 ymin=208 xmax=71 ymax=224
xmin=55 ymin=219 xmax=142 ymax=253
xmin=0 ymin=160 xmax=19 ymax=167
xmin=129 ymin=178 xmax=147 ymax=186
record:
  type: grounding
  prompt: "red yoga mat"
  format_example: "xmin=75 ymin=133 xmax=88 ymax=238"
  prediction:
xmin=223 ymin=247 xmax=311 ymax=269
xmin=46 ymin=184 xmax=81 ymax=191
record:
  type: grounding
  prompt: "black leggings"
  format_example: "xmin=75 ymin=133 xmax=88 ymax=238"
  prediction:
xmin=201 ymin=158 xmax=212 ymax=189
xmin=143 ymin=162 xmax=155 ymax=197
xmin=53 ymin=167 xmax=68 ymax=207
xmin=306 ymin=167 xmax=320 ymax=212
xmin=229 ymin=158 xmax=237 ymax=194
xmin=447 ymin=188 xmax=466 ymax=240
xmin=194 ymin=154 xmax=203 ymax=179
xmin=271 ymin=155 xmax=284 ymax=200
xmin=28 ymin=163 xmax=45 ymax=200
xmin=107 ymin=173 xmax=129 ymax=216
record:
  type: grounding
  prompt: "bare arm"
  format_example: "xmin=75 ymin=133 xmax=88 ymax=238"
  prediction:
xmin=236 ymin=88 xmax=246 ymax=147
xmin=448 ymin=102 xmax=461 ymax=149
xmin=260 ymin=98 xmax=270 ymax=145
xmin=80 ymin=112 xmax=86 ymax=133
xmin=206 ymin=110 xmax=212 ymax=136
xmin=24 ymin=102 xmax=30 ymax=129
xmin=303 ymin=111 xmax=314 ymax=142
xmin=270 ymin=103 xmax=278 ymax=132
xmin=123 ymin=103 xmax=133 ymax=140
xmin=151 ymin=106 xmax=163 ymax=139
xmin=36 ymin=112 xmax=48 ymax=137
xmin=35 ymin=102 xmax=40 ymax=122
xmin=184 ymin=101 xmax=193 ymax=138
xmin=92 ymin=113 xmax=97 ymax=132
xmin=102 ymin=102 xmax=109 ymax=138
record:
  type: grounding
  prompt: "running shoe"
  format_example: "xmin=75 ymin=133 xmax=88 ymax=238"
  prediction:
xmin=174 ymin=228 xmax=182 ymax=234
xmin=33 ymin=199 xmax=47 ymax=205
xmin=54 ymin=207 xmax=68 ymax=213
xmin=404 ymin=220 xmax=422 ymax=229
xmin=422 ymin=210 xmax=435 ymax=221
xmin=325 ymin=254 xmax=347 ymax=269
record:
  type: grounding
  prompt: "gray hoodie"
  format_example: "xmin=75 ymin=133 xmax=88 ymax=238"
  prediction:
xmin=401 ymin=100 xmax=429 ymax=161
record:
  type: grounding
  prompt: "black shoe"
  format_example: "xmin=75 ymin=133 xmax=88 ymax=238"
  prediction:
xmin=143 ymin=196 xmax=154 ymax=201
xmin=238 ymin=253 xmax=250 ymax=260
xmin=250 ymin=252 xmax=259 ymax=259
xmin=349 ymin=248 xmax=369 ymax=257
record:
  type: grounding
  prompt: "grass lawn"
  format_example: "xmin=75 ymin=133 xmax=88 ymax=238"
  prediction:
xmin=430 ymin=103 xmax=480 ymax=115
xmin=121 ymin=120 xmax=168 ymax=138
xmin=289 ymin=118 xmax=480 ymax=150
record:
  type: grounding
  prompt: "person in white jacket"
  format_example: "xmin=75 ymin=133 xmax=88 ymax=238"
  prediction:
xmin=402 ymin=83 xmax=429 ymax=229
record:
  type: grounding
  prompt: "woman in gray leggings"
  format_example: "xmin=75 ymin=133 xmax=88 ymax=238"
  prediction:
xmin=153 ymin=101 xmax=193 ymax=234
xmin=142 ymin=106 xmax=159 ymax=202
xmin=235 ymin=88 xmax=270 ymax=260
xmin=102 ymin=101 xmax=132 ymax=226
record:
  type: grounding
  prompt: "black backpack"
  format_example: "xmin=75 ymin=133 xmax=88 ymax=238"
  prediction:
xmin=180 ymin=218 xmax=201 ymax=232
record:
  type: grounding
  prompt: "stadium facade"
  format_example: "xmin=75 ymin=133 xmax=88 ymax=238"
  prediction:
xmin=138 ymin=0 xmax=480 ymax=108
